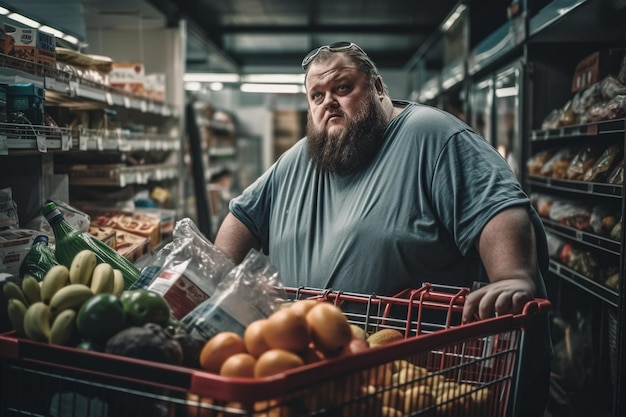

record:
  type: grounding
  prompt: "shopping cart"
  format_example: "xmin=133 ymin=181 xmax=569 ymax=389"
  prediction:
xmin=0 ymin=283 xmax=550 ymax=417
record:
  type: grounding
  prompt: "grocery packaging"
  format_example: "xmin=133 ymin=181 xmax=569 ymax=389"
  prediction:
xmin=141 ymin=218 xmax=234 ymax=318
xmin=181 ymin=249 xmax=285 ymax=341
xmin=0 ymin=229 xmax=40 ymax=276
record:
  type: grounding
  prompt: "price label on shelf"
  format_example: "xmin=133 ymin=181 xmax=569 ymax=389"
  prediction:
xmin=37 ymin=135 xmax=47 ymax=153
xmin=0 ymin=135 xmax=7 ymax=155
xmin=61 ymin=132 xmax=71 ymax=151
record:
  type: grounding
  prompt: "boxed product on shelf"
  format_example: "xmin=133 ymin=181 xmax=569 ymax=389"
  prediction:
xmin=571 ymin=48 xmax=626 ymax=93
xmin=0 ymin=24 xmax=56 ymax=74
xmin=109 ymin=62 xmax=145 ymax=96
xmin=88 ymin=209 xmax=161 ymax=249
xmin=0 ymin=229 xmax=39 ymax=276
xmin=144 ymin=73 xmax=166 ymax=101
xmin=115 ymin=230 xmax=149 ymax=263
xmin=88 ymin=224 xmax=117 ymax=249
xmin=133 ymin=207 xmax=175 ymax=244
xmin=6 ymin=82 xmax=45 ymax=125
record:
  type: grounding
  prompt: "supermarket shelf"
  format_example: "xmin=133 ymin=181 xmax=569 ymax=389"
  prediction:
xmin=548 ymin=260 xmax=619 ymax=307
xmin=0 ymin=53 xmax=178 ymax=118
xmin=78 ymin=129 xmax=181 ymax=152
xmin=0 ymin=123 xmax=72 ymax=153
xmin=529 ymin=0 xmax=589 ymax=38
xmin=527 ymin=176 xmax=623 ymax=199
xmin=440 ymin=57 xmax=464 ymax=91
xmin=542 ymin=219 xmax=621 ymax=256
xmin=209 ymin=146 xmax=237 ymax=157
xmin=468 ymin=16 xmax=525 ymax=75
xmin=60 ymin=164 xmax=180 ymax=187
xmin=530 ymin=119 xmax=625 ymax=141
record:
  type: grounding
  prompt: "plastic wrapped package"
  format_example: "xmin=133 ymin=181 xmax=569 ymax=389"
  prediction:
xmin=549 ymin=199 xmax=592 ymax=231
xmin=607 ymin=159 xmax=624 ymax=184
xmin=583 ymin=94 xmax=626 ymax=123
xmin=540 ymin=147 xmax=578 ymax=178
xmin=589 ymin=205 xmax=620 ymax=237
xmin=527 ymin=149 xmax=556 ymax=175
xmin=583 ymin=142 xmax=623 ymax=182
xmin=566 ymin=145 xmax=603 ymax=180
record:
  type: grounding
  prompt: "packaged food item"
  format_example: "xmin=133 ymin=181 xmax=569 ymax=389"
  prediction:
xmin=566 ymin=145 xmax=602 ymax=180
xmin=607 ymin=159 xmax=624 ymax=184
xmin=0 ymin=229 xmax=39 ymax=276
xmin=527 ymin=149 xmax=556 ymax=176
xmin=540 ymin=147 xmax=577 ymax=179
xmin=583 ymin=142 xmax=623 ymax=182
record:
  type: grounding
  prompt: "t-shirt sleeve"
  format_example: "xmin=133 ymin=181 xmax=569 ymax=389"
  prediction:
xmin=431 ymin=129 xmax=530 ymax=255
xmin=228 ymin=166 xmax=274 ymax=251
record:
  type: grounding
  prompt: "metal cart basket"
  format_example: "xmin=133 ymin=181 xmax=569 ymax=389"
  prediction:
xmin=0 ymin=283 xmax=550 ymax=417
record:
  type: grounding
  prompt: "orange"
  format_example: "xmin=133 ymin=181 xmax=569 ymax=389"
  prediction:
xmin=199 ymin=331 xmax=246 ymax=373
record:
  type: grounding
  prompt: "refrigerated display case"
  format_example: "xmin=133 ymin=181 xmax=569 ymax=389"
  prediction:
xmin=494 ymin=61 xmax=524 ymax=181
xmin=468 ymin=60 xmax=524 ymax=182
xmin=469 ymin=76 xmax=494 ymax=144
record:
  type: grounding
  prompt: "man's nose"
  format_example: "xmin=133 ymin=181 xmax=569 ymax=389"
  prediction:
xmin=322 ymin=93 xmax=338 ymax=109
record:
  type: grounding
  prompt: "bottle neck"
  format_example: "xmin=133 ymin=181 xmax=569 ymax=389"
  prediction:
xmin=45 ymin=209 xmax=77 ymax=236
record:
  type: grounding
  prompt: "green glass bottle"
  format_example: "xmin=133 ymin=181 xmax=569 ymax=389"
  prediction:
xmin=19 ymin=234 xmax=59 ymax=281
xmin=41 ymin=201 xmax=141 ymax=289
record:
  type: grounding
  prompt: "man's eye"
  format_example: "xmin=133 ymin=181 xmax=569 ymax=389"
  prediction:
xmin=337 ymin=85 xmax=349 ymax=92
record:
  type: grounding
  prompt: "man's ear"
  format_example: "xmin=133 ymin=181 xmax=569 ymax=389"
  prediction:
xmin=375 ymin=77 xmax=384 ymax=96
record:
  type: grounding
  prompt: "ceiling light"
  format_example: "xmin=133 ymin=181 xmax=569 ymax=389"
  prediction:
xmin=240 ymin=83 xmax=305 ymax=94
xmin=184 ymin=82 xmax=202 ymax=91
xmin=184 ymin=73 xmax=241 ymax=83
xmin=0 ymin=7 xmax=9 ymax=15
xmin=242 ymin=74 xmax=305 ymax=84
xmin=39 ymin=25 xmax=65 ymax=38
xmin=440 ymin=4 xmax=467 ymax=32
xmin=62 ymin=34 xmax=80 ymax=46
xmin=7 ymin=12 xmax=41 ymax=28
xmin=210 ymin=82 xmax=224 ymax=91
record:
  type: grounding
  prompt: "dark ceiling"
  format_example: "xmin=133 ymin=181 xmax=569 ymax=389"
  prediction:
xmin=0 ymin=0 xmax=464 ymax=75
xmin=148 ymin=0 xmax=462 ymax=74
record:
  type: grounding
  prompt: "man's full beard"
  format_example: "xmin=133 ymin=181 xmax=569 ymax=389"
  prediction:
xmin=306 ymin=94 xmax=388 ymax=176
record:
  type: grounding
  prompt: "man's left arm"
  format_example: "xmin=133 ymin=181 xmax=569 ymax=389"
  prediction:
xmin=462 ymin=206 xmax=539 ymax=323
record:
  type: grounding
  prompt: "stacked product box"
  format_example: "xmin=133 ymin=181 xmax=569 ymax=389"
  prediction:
xmin=0 ymin=24 xmax=56 ymax=75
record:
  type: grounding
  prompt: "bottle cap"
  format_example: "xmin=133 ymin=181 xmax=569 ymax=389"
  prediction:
xmin=41 ymin=201 xmax=57 ymax=216
xmin=33 ymin=235 xmax=49 ymax=245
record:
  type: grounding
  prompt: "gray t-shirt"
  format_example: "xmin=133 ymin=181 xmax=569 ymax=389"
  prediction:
xmin=229 ymin=101 xmax=543 ymax=296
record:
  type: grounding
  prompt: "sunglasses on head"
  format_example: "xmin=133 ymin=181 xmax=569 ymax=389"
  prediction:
xmin=301 ymin=41 xmax=367 ymax=69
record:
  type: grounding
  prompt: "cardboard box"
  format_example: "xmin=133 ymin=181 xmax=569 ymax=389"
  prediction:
xmin=89 ymin=225 xmax=117 ymax=249
xmin=0 ymin=24 xmax=56 ymax=73
xmin=90 ymin=210 xmax=161 ymax=249
xmin=572 ymin=48 xmax=626 ymax=93
xmin=115 ymin=230 xmax=149 ymax=263
xmin=109 ymin=62 xmax=145 ymax=96
xmin=144 ymin=73 xmax=166 ymax=101
xmin=0 ymin=229 xmax=39 ymax=276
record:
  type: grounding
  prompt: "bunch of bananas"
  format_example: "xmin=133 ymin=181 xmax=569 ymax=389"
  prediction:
xmin=4 ymin=249 xmax=125 ymax=346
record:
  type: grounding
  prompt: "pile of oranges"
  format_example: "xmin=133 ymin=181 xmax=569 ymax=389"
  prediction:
xmin=198 ymin=299 xmax=359 ymax=378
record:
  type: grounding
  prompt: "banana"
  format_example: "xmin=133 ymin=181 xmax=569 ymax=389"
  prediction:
xmin=90 ymin=263 xmax=115 ymax=295
xmin=49 ymin=284 xmax=94 ymax=317
xmin=69 ymin=249 xmax=98 ymax=286
xmin=7 ymin=298 xmax=27 ymax=337
xmin=21 ymin=274 xmax=42 ymax=305
xmin=3 ymin=280 xmax=29 ymax=307
xmin=41 ymin=265 xmax=70 ymax=304
xmin=112 ymin=269 xmax=125 ymax=296
xmin=23 ymin=302 xmax=51 ymax=343
xmin=49 ymin=309 xmax=77 ymax=346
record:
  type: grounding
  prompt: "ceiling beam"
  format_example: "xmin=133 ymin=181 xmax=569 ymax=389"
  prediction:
xmin=218 ymin=23 xmax=439 ymax=35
